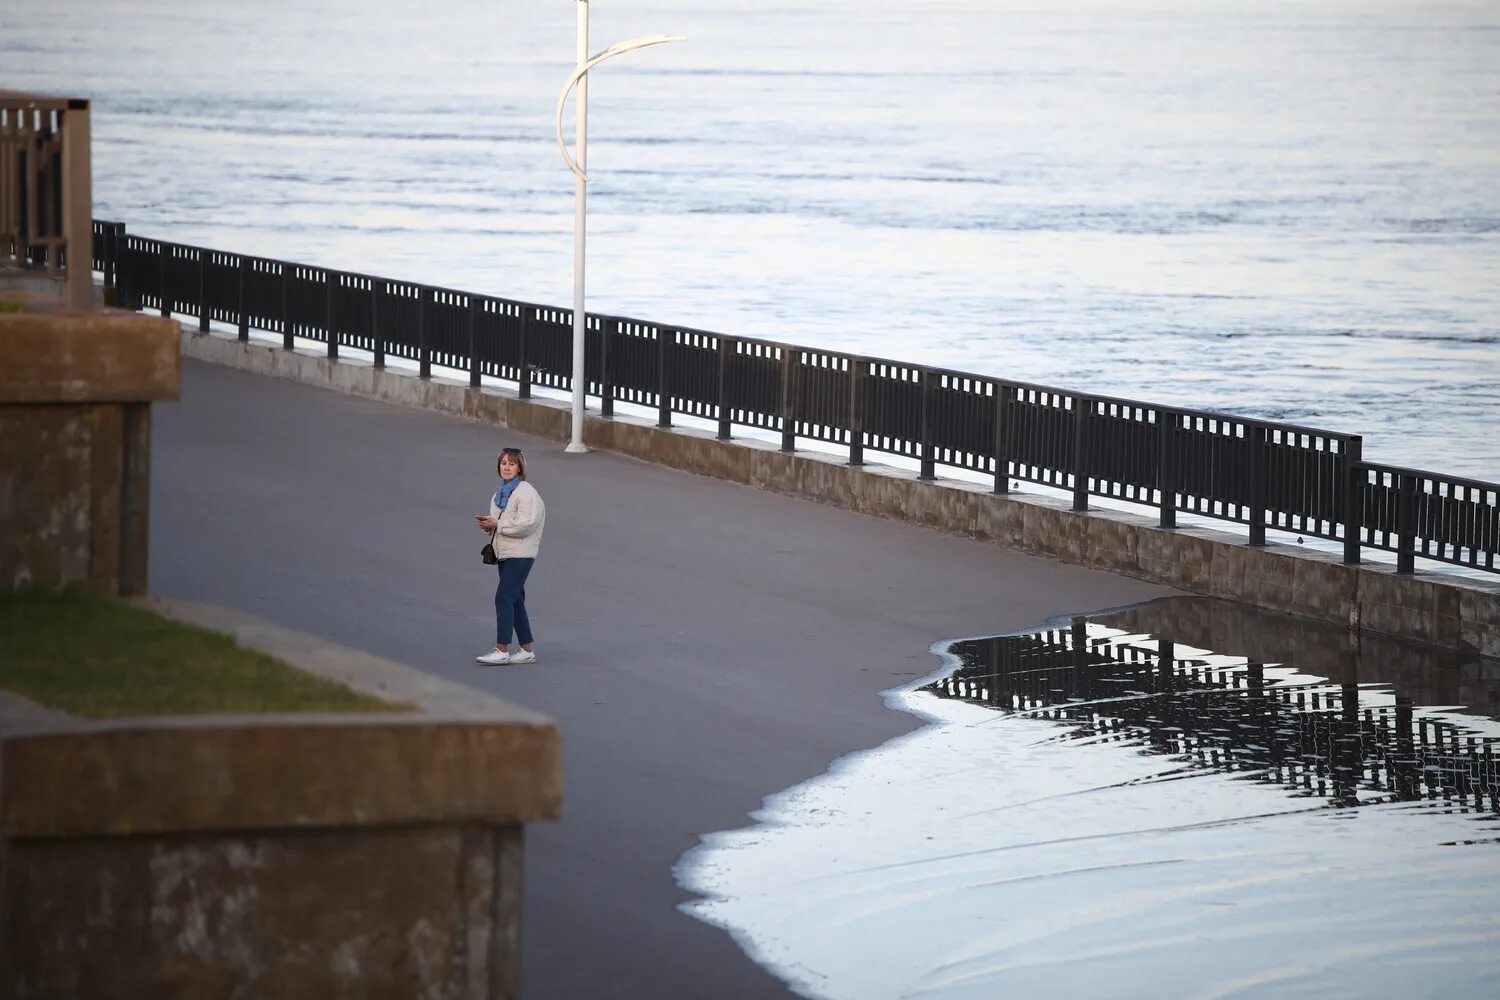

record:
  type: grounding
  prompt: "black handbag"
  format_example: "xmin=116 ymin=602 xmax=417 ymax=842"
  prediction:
xmin=480 ymin=540 xmax=498 ymax=565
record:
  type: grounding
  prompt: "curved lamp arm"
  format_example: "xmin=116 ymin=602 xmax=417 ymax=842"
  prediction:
xmin=555 ymin=34 xmax=687 ymax=182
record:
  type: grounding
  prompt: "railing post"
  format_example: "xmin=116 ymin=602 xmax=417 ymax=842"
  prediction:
xmin=919 ymin=370 xmax=936 ymax=480
xmin=236 ymin=256 xmax=249 ymax=340
xmin=418 ymin=286 xmax=431 ymax=379
xmin=101 ymin=221 xmax=118 ymax=303
xmin=849 ymin=358 xmax=867 ymax=466
xmin=325 ymin=271 xmax=338 ymax=359
xmin=993 ymin=382 xmax=1011 ymax=493
xmin=467 ymin=295 xmax=480 ymax=388
xmin=1248 ymin=423 xmax=1267 ymax=546
xmin=281 ymin=263 xmax=293 ymax=350
xmin=1158 ymin=409 xmax=1176 ymax=527
xmin=717 ymin=336 xmax=732 ymax=440
xmin=657 ymin=327 xmax=673 ymax=428
xmin=517 ymin=308 xmax=531 ymax=398
xmin=1342 ymin=436 xmax=1364 ymax=564
xmin=780 ymin=348 xmax=797 ymax=452
xmin=197 ymin=249 xmax=209 ymax=333
xmin=1397 ymin=473 xmax=1417 ymax=574
xmin=110 ymin=224 xmax=122 ymax=293
xmin=159 ymin=246 xmax=171 ymax=318
xmin=601 ymin=317 xmax=614 ymax=417
xmin=1072 ymin=395 xmax=1090 ymax=512
xmin=113 ymin=224 xmax=133 ymax=309
xmin=371 ymin=281 xmax=385 ymax=368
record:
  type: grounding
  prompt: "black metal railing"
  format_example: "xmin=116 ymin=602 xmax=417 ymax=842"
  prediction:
xmin=1357 ymin=463 xmax=1498 ymax=574
xmin=91 ymin=222 xmax=1499 ymax=576
xmin=929 ymin=620 xmax=1500 ymax=814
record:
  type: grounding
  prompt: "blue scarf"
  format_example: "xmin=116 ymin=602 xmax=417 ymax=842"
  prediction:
xmin=494 ymin=477 xmax=520 ymax=512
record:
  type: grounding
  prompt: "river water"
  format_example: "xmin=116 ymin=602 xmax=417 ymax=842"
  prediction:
xmin=5 ymin=0 xmax=1499 ymax=480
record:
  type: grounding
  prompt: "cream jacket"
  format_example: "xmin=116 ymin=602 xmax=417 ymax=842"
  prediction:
xmin=488 ymin=480 xmax=546 ymax=559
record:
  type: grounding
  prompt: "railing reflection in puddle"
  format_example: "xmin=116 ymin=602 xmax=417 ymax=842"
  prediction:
xmin=927 ymin=600 xmax=1500 ymax=819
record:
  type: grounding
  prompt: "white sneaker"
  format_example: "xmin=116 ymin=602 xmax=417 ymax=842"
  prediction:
xmin=508 ymin=649 xmax=537 ymax=664
xmin=475 ymin=649 xmax=511 ymax=665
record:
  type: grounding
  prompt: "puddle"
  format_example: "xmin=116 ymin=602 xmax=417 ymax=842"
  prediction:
xmin=677 ymin=598 xmax=1500 ymax=1000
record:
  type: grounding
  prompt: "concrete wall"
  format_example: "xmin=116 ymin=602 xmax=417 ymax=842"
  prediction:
xmin=0 ymin=598 xmax=560 ymax=1000
xmin=0 ymin=309 xmax=179 ymax=595
xmin=178 ymin=329 xmax=1500 ymax=657
xmin=5 ymin=823 xmax=523 ymax=999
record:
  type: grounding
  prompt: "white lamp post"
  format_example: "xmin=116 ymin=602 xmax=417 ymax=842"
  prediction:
xmin=555 ymin=0 xmax=684 ymax=453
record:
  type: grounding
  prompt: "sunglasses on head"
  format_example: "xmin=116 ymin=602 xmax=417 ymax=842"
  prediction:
xmin=501 ymin=447 xmax=523 ymax=456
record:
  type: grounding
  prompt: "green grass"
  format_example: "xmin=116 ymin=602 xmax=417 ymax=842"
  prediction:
xmin=0 ymin=300 xmax=24 ymax=313
xmin=0 ymin=589 xmax=413 ymax=718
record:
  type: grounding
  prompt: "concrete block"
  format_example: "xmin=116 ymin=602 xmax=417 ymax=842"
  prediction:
xmin=1291 ymin=551 xmax=1359 ymax=628
xmin=2 ymin=719 xmax=559 ymax=839
xmin=1356 ymin=570 xmax=1466 ymax=646
xmin=1459 ymin=580 xmax=1500 ymax=659
xmin=1138 ymin=529 xmax=1215 ymax=594
xmin=1084 ymin=513 xmax=1141 ymax=574
xmin=1020 ymin=503 xmax=1064 ymax=561
xmin=3 ymin=823 xmax=522 ymax=1000
xmin=0 ymin=406 xmax=94 ymax=590
xmin=1207 ymin=542 xmax=1251 ymax=605
xmin=0 ymin=312 xmax=179 ymax=403
xmin=974 ymin=495 xmax=1025 ymax=549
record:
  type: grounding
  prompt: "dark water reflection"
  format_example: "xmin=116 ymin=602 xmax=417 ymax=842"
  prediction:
xmin=681 ymin=597 xmax=1500 ymax=997
xmin=927 ymin=598 xmax=1500 ymax=822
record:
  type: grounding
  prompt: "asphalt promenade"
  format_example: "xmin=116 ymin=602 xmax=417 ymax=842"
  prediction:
xmin=151 ymin=358 xmax=1174 ymax=997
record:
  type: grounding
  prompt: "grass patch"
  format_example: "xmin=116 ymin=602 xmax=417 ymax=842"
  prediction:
xmin=0 ymin=300 xmax=24 ymax=314
xmin=0 ymin=589 xmax=413 ymax=718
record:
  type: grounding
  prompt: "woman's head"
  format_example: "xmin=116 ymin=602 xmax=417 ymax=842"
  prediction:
xmin=497 ymin=447 xmax=526 ymax=481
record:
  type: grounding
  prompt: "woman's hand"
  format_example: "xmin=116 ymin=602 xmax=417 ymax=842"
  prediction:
xmin=476 ymin=515 xmax=497 ymax=531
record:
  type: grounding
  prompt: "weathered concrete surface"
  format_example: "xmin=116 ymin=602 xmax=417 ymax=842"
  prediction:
xmin=179 ymin=329 xmax=1500 ymax=656
xmin=0 ymin=600 xmax=556 ymax=1000
xmin=148 ymin=355 xmax=1174 ymax=997
xmin=2 ymin=721 xmax=556 ymax=838
xmin=0 ymin=311 xmax=179 ymax=402
xmin=5 ymin=824 xmax=522 ymax=1000
xmin=0 ymin=310 xmax=178 ymax=594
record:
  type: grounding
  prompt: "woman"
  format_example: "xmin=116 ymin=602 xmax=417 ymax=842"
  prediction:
xmin=474 ymin=446 xmax=546 ymax=665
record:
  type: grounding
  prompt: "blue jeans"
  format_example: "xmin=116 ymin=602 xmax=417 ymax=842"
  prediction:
xmin=495 ymin=557 xmax=535 ymax=647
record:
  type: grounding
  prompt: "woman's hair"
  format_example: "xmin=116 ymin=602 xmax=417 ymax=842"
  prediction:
xmin=497 ymin=447 xmax=527 ymax=481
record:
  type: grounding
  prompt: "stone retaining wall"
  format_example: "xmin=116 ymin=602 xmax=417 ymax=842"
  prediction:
xmin=0 ymin=309 xmax=179 ymax=595
xmin=0 ymin=598 xmax=560 ymax=999
xmin=179 ymin=329 xmax=1500 ymax=657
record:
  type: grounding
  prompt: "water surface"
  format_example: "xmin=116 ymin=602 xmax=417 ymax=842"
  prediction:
xmin=5 ymin=0 xmax=1498 ymax=477
xmin=677 ymin=599 xmax=1500 ymax=998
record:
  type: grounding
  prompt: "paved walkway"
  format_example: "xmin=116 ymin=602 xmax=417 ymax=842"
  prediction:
xmin=151 ymin=358 xmax=1174 ymax=998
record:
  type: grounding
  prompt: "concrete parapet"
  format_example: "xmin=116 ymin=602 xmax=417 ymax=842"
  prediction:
xmin=0 ymin=309 xmax=179 ymax=595
xmin=0 ymin=598 xmax=560 ymax=999
xmin=178 ymin=329 xmax=1500 ymax=654
xmin=0 ymin=309 xmax=178 ymax=403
